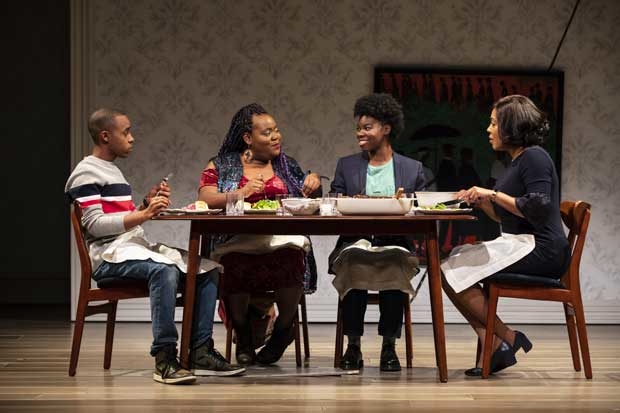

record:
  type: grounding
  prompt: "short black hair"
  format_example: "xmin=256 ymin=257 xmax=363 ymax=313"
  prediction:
xmin=493 ymin=95 xmax=549 ymax=147
xmin=88 ymin=108 xmax=127 ymax=144
xmin=353 ymin=93 xmax=404 ymax=141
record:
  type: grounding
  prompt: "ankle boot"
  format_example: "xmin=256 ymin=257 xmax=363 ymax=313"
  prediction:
xmin=234 ymin=323 xmax=255 ymax=365
xmin=255 ymin=325 xmax=294 ymax=365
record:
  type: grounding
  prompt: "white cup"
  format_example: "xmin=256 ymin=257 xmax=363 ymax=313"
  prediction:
xmin=225 ymin=192 xmax=244 ymax=216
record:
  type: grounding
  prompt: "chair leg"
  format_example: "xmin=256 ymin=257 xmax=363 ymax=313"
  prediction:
xmin=563 ymin=302 xmax=581 ymax=372
xmin=334 ymin=299 xmax=344 ymax=368
xmin=404 ymin=297 xmax=413 ymax=368
xmin=103 ymin=300 xmax=118 ymax=370
xmin=572 ymin=296 xmax=593 ymax=379
xmin=482 ymin=285 xmax=500 ymax=379
xmin=300 ymin=295 xmax=310 ymax=360
xmin=68 ymin=297 xmax=89 ymax=376
xmin=294 ymin=311 xmax=302 ymax=367
xmin=225 ymin=322 xmax=233 ymax=362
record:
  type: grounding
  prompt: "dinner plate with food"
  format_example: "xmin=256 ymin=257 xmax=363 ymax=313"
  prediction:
xmin=243 ymin=199 xmax=279 ymax=214
xmin=412 ymin=205 xmax=473 ymax=215
xmin=161 ymin=200 xmax=222 ymax=215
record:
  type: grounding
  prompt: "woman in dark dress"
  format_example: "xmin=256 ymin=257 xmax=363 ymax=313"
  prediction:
xmin=441 ymin=95 xmax=570 ymax=376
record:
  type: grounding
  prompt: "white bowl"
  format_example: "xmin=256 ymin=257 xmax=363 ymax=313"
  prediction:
xmin=336 ymin=197 xmax=414 ymax=215
xmin=415 ymin=191 xmax=459 ymax=208
xmin=281 ymin=198 xmax=321 ymax=215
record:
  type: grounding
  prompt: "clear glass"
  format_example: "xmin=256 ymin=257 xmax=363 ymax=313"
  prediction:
xmin=320 ymin=195 xmax=337 ymax=216
xmin=275 ymin=194 xmax=290 ymax=216
xmin=225 ymin=192 xmax=244 ymax=216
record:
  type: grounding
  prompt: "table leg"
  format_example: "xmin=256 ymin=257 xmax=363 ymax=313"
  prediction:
xmin=425 ymin=222 xmax=448 ymax=383
xmin=180 ymin=223 xmax=200 ymax=368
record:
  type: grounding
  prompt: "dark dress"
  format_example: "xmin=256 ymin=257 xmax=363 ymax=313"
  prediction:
xmin=494 ymin=146 xmax=570 ymax=277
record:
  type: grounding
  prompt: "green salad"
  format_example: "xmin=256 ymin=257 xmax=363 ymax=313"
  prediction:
xmin=420 ymin=203 xmax=447 ymax=210
xmin=251 ymin=199 xmax=279 ymax=210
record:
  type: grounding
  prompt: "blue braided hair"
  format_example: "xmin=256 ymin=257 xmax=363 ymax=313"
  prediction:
xmin=218 ymin=103 xmax=304 ymax=196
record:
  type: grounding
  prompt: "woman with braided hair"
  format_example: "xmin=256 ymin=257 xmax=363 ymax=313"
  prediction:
xmin=198 ymin=103 xmax=321 ymax=365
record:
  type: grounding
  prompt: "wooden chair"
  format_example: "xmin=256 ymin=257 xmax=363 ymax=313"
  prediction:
xmin=333 ymin=238 xmax=429 ymax=369
xmin=481 ymin=200 xmax=592 ymax=379
xmin=69 ymin=201 xmax=183 ymax=376
xmin=223 ymin=293 xmax=310 ymax=367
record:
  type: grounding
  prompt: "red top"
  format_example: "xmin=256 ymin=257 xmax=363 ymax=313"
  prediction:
xmin=200 ymin=168 xmax=288 ymax=203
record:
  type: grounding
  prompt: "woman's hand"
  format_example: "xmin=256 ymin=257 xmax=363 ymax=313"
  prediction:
xmin=456 ymin=186 xmax=494 ymax=206
xmin=241 ymin=176 xmax=265 ymax=198
xmin=301 ymin=173 xmax=321 ymax=197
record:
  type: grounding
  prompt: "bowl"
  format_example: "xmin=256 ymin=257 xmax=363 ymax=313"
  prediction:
xmin=336 ymin=197 xmax=414 ymax=215
xmin=281 ymin=198 xmax=321 ymax=215
xmin=415 ymin=191 xmax=459 ymax=208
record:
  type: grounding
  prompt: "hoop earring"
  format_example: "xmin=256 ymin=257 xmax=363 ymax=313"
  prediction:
xmin=243 ymin=145 xmax=253 ymax=162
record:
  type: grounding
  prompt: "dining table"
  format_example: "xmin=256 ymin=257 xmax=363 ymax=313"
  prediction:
xmin=152 ymin=212 xmax=476 ymax=383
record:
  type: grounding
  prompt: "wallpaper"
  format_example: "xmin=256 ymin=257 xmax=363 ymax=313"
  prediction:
xmin=78 ymin=0 xmax=620 ymax=322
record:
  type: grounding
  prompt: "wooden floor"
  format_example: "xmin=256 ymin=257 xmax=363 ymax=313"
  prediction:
xmin=0 ymin=306 xmax=618 ymax=412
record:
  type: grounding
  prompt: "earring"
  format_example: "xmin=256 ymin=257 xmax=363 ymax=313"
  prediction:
xmin=243 ymin=145 xmax=253 ymax=162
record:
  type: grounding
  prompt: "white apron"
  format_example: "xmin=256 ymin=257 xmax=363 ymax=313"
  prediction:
xmin=441 ymin=233 xmax=535 ymax=293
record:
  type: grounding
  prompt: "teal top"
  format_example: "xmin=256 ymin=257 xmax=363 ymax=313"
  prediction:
xmin=366 ymin=159 xmax=395 ymax=197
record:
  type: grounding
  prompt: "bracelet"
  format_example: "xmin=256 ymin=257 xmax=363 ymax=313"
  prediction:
xmin=142 ymin=197 xmax=149 ymax=208
xmin=490 ymin=191 xmax=498 ymax=203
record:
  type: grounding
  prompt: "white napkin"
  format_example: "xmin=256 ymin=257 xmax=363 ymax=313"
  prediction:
xmin=441 ymin=233 xmax=535 ymax=293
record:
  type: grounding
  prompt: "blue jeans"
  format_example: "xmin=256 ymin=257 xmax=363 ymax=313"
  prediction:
xmin=93 ymin=259 xmax=218 ymax=356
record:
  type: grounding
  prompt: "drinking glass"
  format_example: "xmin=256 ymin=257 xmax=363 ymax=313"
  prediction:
xmin=226 ymin=192 xmax=244 ymax=216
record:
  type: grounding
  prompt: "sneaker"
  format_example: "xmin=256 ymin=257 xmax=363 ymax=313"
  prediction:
xmin=380 ymin=344 xmax=401 ymax=372
xmin=190 ymin=338 xmax=246 ymax=377
xmin=153 ymin=347 xmax=196 ymax=385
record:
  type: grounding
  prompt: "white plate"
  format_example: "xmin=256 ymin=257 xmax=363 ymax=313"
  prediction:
xmin=336 ymin=197 xmax=414 ymax=215
xmin=244 ymin=208 xmax=277 ymax=215
xmin=160 ymin=208 xmax=222 ymax=215
xmin=413 ymin=207 xmax=473 ymax=215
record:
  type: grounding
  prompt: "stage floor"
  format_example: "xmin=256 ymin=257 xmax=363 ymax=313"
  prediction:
xmin=0 ymin=306 xmax=618 ymax=412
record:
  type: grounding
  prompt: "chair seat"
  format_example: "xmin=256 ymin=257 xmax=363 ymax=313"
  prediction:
xmin=488 ymin=272 xmax=564 ymax=288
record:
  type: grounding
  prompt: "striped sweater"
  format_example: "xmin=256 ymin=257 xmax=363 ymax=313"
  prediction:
xmin=66 ymin=156 xmax=221 ymax=276
xmin=65 ymin=155 xmax=140 ymax=270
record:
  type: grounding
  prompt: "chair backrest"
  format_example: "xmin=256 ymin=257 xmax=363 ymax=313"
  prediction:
xmin=70 ymin=201 xmax=95 ymax=293
xmin=560 ymin=200 xmax=591 ymax=290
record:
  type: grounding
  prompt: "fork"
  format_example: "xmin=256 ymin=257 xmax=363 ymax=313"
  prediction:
xmin=155 ymin=172 xmax=173 ymax=197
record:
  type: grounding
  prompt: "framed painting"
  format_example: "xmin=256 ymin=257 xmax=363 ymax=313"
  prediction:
xmin=374 ymin=66 xmax=564 ymax=250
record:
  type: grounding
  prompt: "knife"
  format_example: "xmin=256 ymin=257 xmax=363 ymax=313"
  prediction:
xmin=434 ymin=198 xmax=463 ymax=208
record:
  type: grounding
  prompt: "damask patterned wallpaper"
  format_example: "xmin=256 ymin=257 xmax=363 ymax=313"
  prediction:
xmin=78 ymin=0 xmax=620 ymax=322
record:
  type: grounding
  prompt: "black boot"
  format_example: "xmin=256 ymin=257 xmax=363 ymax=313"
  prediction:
xmin=255 ymin=325 xmax=295 ymax=365
xmin=340 ymin=344 xmax=363 ymax=370
xmin=380 ymin=343 xmax=401 ymax=372
xmin=234 ymin=323 xmax=256 ymax=365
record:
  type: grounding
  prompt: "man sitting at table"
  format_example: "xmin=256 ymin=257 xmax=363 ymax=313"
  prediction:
xmin=65 ymin=108 xmax=245 ymax=384
xmin=329 ymin=93 xmax=426 ymax=372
